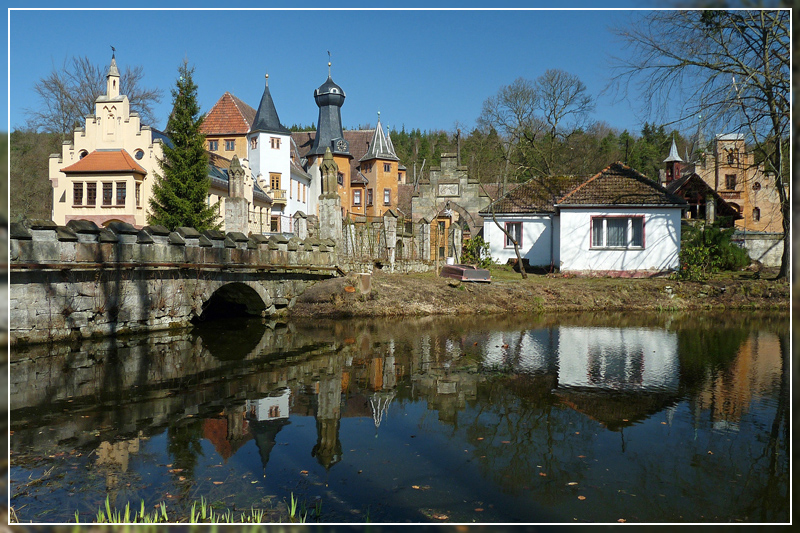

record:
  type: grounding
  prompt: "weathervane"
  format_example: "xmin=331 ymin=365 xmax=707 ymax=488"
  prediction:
xmin=110 ymin=45 xmax=115 ymax=58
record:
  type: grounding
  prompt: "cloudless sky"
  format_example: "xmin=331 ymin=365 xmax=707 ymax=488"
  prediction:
xmin=7 ymin=2 xmax=676 ymax=137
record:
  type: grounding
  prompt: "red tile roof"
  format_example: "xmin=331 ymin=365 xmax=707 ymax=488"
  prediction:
xmin=481 ymin=176 xmax=587 ymax=215
xmin=201 ymin=92 xmax=257 ymax=135
xmin=557 ymin=162 xmax=686 ymax=206
xmin=61 ymin=150 xmax=147 ymax=175
xmin=292 ymin=130 xmax=378 ymax=180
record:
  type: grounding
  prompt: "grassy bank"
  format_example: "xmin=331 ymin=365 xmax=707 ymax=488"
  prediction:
xmin=289 ymin=265 xmax=789 ymax=319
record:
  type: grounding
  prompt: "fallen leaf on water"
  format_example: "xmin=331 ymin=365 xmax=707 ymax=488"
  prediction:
xmin=578 ymin=495 xmax=586 ymax=500
xmin=707 ymin=451 xmax=714 ymax=455
xmin=412 ymin=485 xmax=420 ymax=489
xmin=251 ymin=480 xmax=258 ymax=484
xmin=477 ymin=437 xmax=484 ymax=441
xmin=661 ymin=422 xmax=667 ymax=425
xmin=501 ymin=440 xmax=510 ymax=444
xmin=539 ymin=472 xmax=547 ymax=477
xmin=618 ymin=519 xmax=627 ymax=523
xmin=213 ymin=481 xmax=223 ymax=485
xmin=178 ymin=476 xmax=185 ymax=481
xmin=567 ymin=482 xmax=578 ymax=486
xmin=300 ymin=470 xmax=309 ymax=475
xmin=474 ymin=508 xmax=484 ymax=512
xmin=575 ymin=432 xmax=580 ymax=435
xmin=578 ymin=455 xmax=586 ymax=458
xmin=432 ymin=513 xmax=448 ymax=520
xmin=168 ymin=469 xmax=183 ymax=473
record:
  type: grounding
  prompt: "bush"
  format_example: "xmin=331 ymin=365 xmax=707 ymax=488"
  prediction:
xmin=462 ymin=236 xmax=494 ymax=268
xmin=678 ymin=224 xmax=750 ymax=280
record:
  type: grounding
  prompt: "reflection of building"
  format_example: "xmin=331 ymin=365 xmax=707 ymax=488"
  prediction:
xmin=247 ymin=388 xmax=291 ymax=421
xmin=691 ymin=330 xmax=782 ymax=428
xmin=311 ymin=368 xmax=344 ymax=470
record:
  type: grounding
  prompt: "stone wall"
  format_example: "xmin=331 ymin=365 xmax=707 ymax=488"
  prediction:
xmin=9 ymin=219 xmax=339 ymax=345
xmin=732 ymin=232 xmax=785 ymax=268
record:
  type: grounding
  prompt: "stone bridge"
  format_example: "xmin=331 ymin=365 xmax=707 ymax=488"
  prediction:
xmin=9 ymin=220 xmax=343 ymax=345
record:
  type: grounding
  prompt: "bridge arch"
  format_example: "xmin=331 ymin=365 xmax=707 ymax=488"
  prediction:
xmin=195 ymin=281 xmax=271 ymax=321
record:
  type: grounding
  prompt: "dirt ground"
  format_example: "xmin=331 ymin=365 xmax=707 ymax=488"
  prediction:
xmin=289 ymin=265 xmax=790 ymax=319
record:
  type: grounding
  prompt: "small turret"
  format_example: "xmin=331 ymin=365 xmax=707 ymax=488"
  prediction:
xmin=663 ymin=136 xmax=683 ymax=183
xmin=106 ymin=49 xmax=120 ymax=99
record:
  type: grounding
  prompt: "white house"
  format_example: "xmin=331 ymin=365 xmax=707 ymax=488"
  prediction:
xmin=482 ymin=163 xmax=686 ymax=276
xmin=247 ymin=75 xmax=313 ymax=233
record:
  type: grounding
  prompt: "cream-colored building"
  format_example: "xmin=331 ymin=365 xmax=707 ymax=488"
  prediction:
xmin=49 ymin=54 xmax=274 ymax=233
xmin=49 ymin=53 xmax=165 ymax=227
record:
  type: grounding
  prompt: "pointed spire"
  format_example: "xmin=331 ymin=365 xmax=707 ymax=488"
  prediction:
xmin=663 ymin=136 xmax=683 ymax=163
xmin=359 ymin=112 xmax=399 ymax=162
xmin=251 ymin=72 xmax=290 ymax=135
xmin=106 ymin=49 xmax=120 ymax=98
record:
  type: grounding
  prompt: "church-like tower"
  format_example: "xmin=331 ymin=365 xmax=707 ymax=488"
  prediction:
xmin=308 ymin=61 xmax=351 ymax=158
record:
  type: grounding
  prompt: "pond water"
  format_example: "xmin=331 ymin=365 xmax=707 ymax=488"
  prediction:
xmin=9 ymin=311 xmax=789 ymax=523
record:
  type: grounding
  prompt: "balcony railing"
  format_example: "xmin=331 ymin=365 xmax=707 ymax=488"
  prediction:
xmin=270 ymin=189 xmax=287 ymax=203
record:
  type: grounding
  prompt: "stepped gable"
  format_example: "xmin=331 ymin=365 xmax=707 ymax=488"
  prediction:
xmin=61 ymin=149 xmax=147 ymax=175
xmin=482 ymin=176 xmax=586 ymax=215
xmin=557 ymin=162 xmax=687 ymax=206
xmin=200 ymin=92 xmax=256 ymax=135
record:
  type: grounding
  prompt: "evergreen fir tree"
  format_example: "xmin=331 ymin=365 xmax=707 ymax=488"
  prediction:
xmin=149 ymin=61 xmax=219 ymax=231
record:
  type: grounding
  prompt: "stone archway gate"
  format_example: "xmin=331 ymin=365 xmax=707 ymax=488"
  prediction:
xmin=9 ymin=220 xmax=343 ymax=345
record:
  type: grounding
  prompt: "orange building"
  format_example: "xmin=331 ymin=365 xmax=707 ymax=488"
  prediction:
xmin=200 ymin=92 xmax=256 ymax=165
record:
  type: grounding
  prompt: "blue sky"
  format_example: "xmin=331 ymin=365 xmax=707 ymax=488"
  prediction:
xmin=7 ymin=3 xmax=676 ymax=136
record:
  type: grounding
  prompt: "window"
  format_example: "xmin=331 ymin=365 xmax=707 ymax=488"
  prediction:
xmin=302 ymin=183 xmax=306 ymax=202
xmin=752 ymin=182 xmax=761 ymax=191
xmin=116 ymin=182 xmax=126 ymax=206
xmin=73 ymin=182 xmax=83 ymax=205
xmin=87 ymin=183 xmax=97 ymax=206
xmin=384 ymin=163 xmax=391 ymax=172
xmin=353 ymin=190 xmax=362 ymax=206
xmin=270 ymin=216 xmax=279 ymax=232
xmin=505 ymin=222 xmax=522 ymax=248
xmin=398 ymin=172 xmax=402 ymax=183
xmin=337 ymin=172 xmax=344 ymax=185
xmin=225 ymin=139 xmax=235 ymax=151
xmin=79 ymin=150 xmax=88 ymax=159
xmin=591 ymin=217 xmax=644 ymax=248
xmin=725 ymin=174 xmax=737 ymax=190
xmin=752 ymin=207 xmax=761 ymax=222
xmin=727 ymin=153 xmax=735 ymax=165
xmin=102 ymin=182 xmax=113 ymax=206
xmin=135 ymin=183 xmax=141 ymax=207
xmin=270 ymin=173 xmax=281 ymax=190
xmin=208 ymin=140 xmax=218 ymax=151
xmin=250 ymin=137 xmax=257 ymax=150
xmin=367 ymin=188 xmax=373 ymax=206
xmin=383 ymin=188 xmax=391 ymax=205
xmin=270 ymin=137 xmax=281 ymax=149
xmin=134 ymin=149 xmax=144 ymax=160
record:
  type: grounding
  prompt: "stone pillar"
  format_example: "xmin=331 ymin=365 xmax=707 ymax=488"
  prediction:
xmin=225 ymin=155 xmax=249 ymax=234
xmin=293 ymin=211 xmax=308 ymax=240
xmin=419 ymin=218 xmax=430 ymax=261
xmin=318 ymin=195 xmax=342 ymax=246
xmin=384 ymin=209 xmax=397 ymax=271
xmin=451 ymin=223 xmax=462 ymax=263
xmin=706 ymin=194 xmax=716 ymax=225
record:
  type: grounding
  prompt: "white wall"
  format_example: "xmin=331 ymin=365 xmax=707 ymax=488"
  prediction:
xmin=557 ymin=326 xmax=679 ymax=391
xmin=559 ymin=207 xmax=682 ymax=273
xmin=483 ymin=214 xmax=556 ymax=267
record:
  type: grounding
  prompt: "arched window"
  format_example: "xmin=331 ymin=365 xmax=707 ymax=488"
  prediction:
xmin=752 ymin=207 xmax=761 ymax=222
xmin=752 ymin=182 xmax=761 ymax=191
xmin=79 ymin=149 xmax=88 ymax=159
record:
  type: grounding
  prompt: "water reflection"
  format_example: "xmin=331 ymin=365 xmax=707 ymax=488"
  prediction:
xmin=10 ymin=312 xmax=788 ymax=523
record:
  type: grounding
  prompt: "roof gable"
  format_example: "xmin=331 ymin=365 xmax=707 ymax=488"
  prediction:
xmin=557 ymin=162 xmax=686 ymax=207
xmin=200 ymin=92 xmax=256 ymax=136
xmin=480 ymin=176 xmax=587 ymax=215
xmin=61 ymin=150 xmax=147 ymax=175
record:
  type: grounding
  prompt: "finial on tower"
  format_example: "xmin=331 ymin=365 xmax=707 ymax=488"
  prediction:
xmin=327 ymin=50 xmax=331 ymax=77
xmin=111 ymin=45 xmax=115 ymax=58
xmin=265 ymin=73 xmax=269 ymax=87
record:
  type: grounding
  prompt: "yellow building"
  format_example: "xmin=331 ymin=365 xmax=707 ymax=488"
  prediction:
xmin=49 ymin=53 xmax=165 ymax=227
xmin=199 ymin=92 xmax=256 ymax=165
xmin=694 ymin=134 xmax=783 ymax=233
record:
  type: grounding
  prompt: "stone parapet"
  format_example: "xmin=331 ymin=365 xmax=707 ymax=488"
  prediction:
xmin=10 ymin=219 xmax=337 ymax=270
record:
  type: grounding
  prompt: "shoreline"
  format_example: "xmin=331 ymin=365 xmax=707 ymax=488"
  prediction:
xmin=288 ymin=266 xmax=790 ymax=319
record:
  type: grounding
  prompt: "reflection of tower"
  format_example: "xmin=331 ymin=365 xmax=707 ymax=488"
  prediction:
xmin=370 ymin=390 xmax=396 ymax=435
xmin=247 ymin=389 xmax=292 ymax=473
xmin=311 ymin=368 xmax=343 ymax=470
